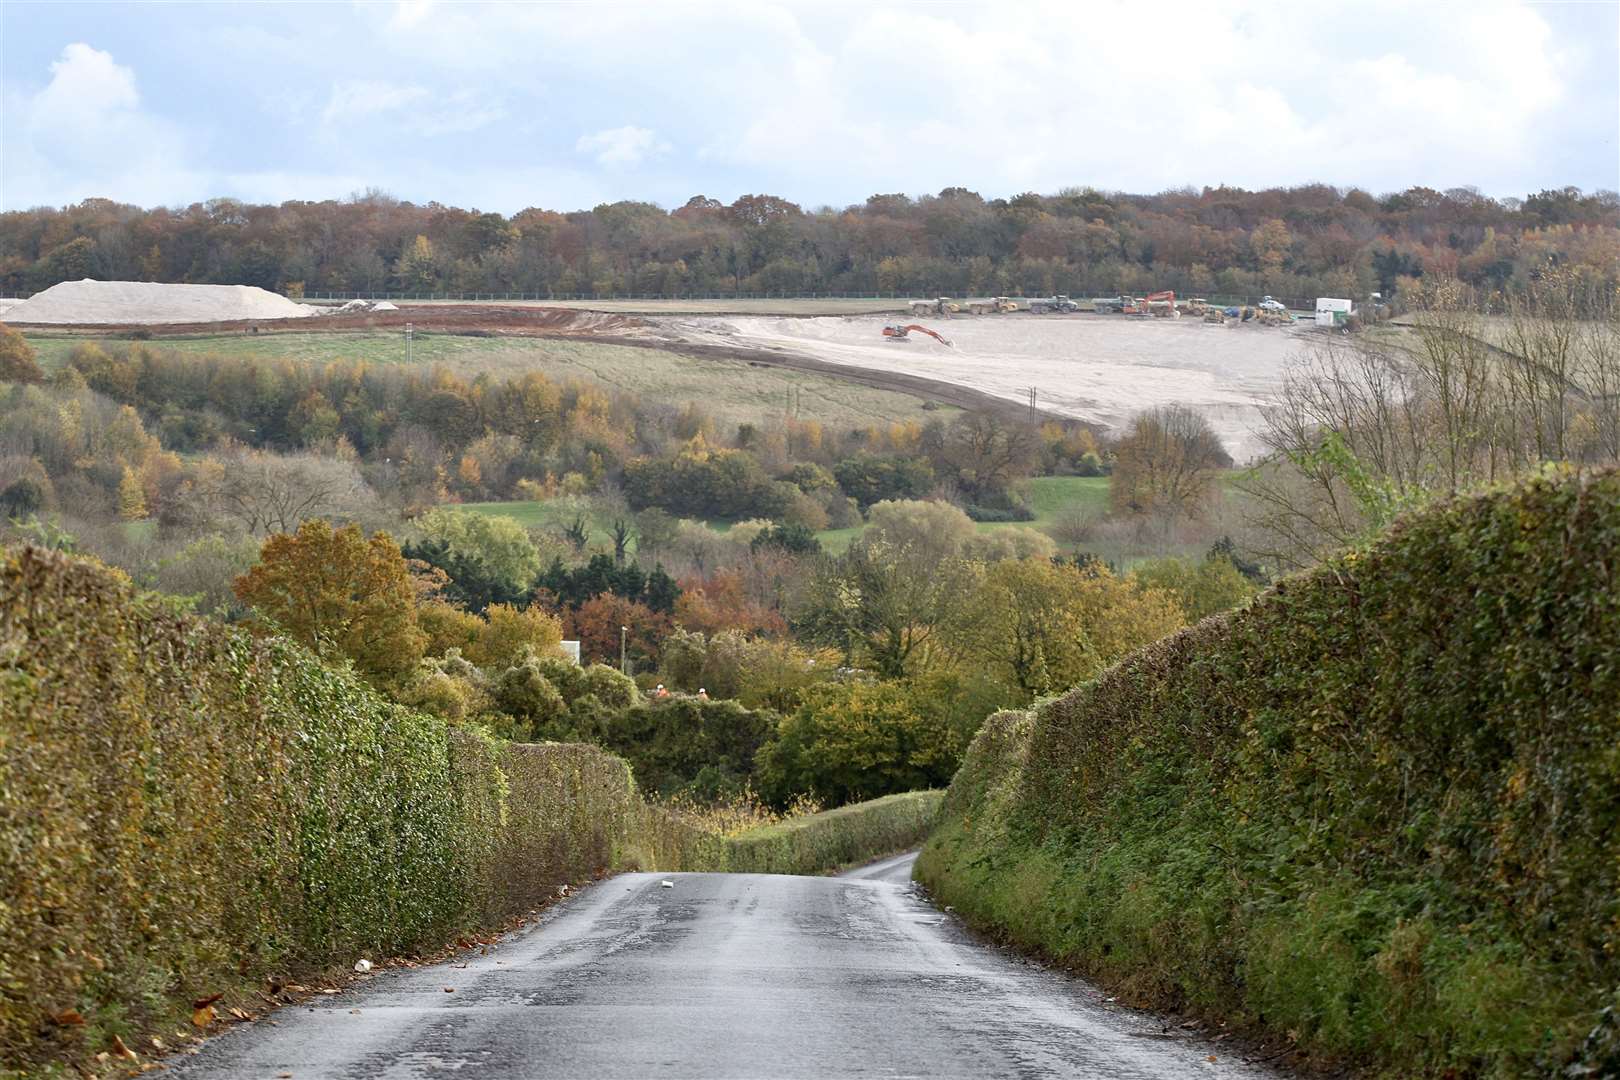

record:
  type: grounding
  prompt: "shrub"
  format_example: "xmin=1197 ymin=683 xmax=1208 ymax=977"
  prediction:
xmin=964 ymin=503 xmax=1034 ymax=522
xmin=602 ymin=696 xmax=779 ymax=800
xmin=833 ymin=453 xmax=935 ymax=508
xmin=918 ymin=467 xmax=1620 ymax=1077
xmin=756 ymin=681 xmax=963 ymax=807
xmin=493 ymin=658 xmax=569 ymax=737
xmin=0 ymin=323 xmax=44 ymax=385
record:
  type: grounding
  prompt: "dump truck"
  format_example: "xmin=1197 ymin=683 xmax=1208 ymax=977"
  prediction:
xmin=910 ymin=297 xmax=960 ymax=316
xmin=1029 ymin=295 xmax=1082 ymax=314
xmin=967 ymin=296 xmax=1019 ymax=315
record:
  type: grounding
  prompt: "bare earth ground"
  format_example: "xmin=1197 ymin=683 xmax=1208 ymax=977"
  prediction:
xmin=656 ymin=313 xmax=1318 ymax=463
xmin=380 ymin=297 xmax=913 ymax=316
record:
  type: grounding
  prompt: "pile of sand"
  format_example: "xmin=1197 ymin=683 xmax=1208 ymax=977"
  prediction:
xmin=3 ymin=279 xmax=319 ymax=325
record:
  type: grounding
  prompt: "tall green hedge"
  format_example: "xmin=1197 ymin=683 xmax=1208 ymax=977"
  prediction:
xmin=0 ymin=546 xmax=643 ymax=1071
xmin=917 ymin=467 xmax=1620 ymax=1077
xmin=1 ymin=545 xmax=942 ymax=1073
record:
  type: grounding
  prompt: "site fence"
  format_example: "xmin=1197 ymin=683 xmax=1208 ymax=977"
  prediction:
xmin=1 ymin=289 xmax=1323 ymax=311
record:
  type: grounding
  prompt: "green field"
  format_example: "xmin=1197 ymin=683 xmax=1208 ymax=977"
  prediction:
xmin=21 ymin=329 xmax=949 ymax=429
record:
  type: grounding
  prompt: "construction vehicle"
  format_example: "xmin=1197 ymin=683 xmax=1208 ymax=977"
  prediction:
xmin=882 ymin=323 xmax=952 ymax=345
xmin=1092 ymin=295 xmax=1145 ymax=315
xmin=1144 ymin=290 xmax=1179 ymax=317
xmin=1254 ymin=297 xmax=1292 ymax=326
xmin=910 ymin=297 xmax=959 ymax=316
xmin=1185 ymin=298 xmax=1211 ymax=316
xmin=1029 ymin=295 xmax=1081 ymax=314
xmin=967 ymin=296 xmax=1019 ymax=315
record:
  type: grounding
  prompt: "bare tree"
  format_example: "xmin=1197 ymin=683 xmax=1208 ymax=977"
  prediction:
xmin=206 ymin=447 xmax=374 ymax=535
xmin=1240 ymin=273 xmax=1620 ymax=568
xmin=1109 ymin=406 xmax=1231 ymax=523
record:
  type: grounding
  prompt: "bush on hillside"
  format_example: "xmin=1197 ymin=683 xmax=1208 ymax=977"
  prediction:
xmin=918 ymin=466 xmax=1620 ymax=1077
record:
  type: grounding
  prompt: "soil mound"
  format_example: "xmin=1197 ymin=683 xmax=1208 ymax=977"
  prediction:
xmin=5 ymin=279 xmax=318 ymax=325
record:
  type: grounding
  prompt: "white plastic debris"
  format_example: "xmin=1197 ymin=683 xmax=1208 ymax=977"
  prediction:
xmin=659 ymin=880 xmax=675 ymax=889
xmin=353 ymin=959 xmax=373 ymax=973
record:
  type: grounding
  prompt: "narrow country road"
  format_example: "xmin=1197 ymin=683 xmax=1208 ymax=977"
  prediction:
xmin=170 ymin=854 xmax=1283 ymax=1079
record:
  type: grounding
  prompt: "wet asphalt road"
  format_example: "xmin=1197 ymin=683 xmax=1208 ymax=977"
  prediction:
xmin=171 ymin=853 xmax=1282 ymax=1079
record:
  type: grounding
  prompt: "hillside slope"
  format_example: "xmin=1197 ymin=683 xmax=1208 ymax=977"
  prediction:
xmin=917 ymin=467 xmax=1620 ymax=1077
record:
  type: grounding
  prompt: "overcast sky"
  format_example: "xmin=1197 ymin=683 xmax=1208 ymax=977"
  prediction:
xmin=3 ymin=0 xmax=1616 ymax=214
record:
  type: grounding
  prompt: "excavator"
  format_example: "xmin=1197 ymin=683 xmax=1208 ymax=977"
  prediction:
xmin=1144 ymin=290 xmax=1180 ymax=317
xmin=882 ymin=323 xmax=952 ymax=346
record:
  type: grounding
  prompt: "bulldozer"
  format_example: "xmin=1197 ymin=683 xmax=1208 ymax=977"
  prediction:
xmin=910 ymin=297 xmax=959 ymax=316
xmin=967 ymin=296 xmax=1019 ymax=315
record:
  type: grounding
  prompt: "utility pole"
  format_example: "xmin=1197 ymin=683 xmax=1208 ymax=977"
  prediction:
xmin=405 ymin=322 xmax=414 ymax=365
xmin=620 ymin=625 xmax=629 ymax=676
xmin=1028 ymin=386 xmax=1037 ymax=423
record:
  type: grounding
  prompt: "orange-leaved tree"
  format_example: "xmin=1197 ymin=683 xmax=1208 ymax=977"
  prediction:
xmin=234 ymin=519 xmax=425 ymax=682
xmin=565 ymin=593 xmax=670 ymax=669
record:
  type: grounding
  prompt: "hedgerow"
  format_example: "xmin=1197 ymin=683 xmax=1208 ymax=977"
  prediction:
xmin=0 ymin=547 xmax=634 ymax=1071
xmin=636 ymin=792 xmax=941 ymax=875
xmin=917 ymin=466 xmax=1620 ymax=1077
xmin=0 ymin=544 xmax=939 ymax=1073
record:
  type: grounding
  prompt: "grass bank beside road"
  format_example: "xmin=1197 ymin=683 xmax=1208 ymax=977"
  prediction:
xmin=917 ymin=467 xmax=1620 ymax=1077
xmin=643 ymin=792 xmax=942 ymax=877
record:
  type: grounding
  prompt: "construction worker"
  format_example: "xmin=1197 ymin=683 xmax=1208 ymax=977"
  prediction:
xmin=696 ymin=687 xmax=709 ymax=700
xmin=654 ymin=683 xmax=668 ymax=698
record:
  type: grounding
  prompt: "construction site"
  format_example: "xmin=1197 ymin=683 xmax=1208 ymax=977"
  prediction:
xmin=3 ymin=279 xmax=1340 ymax=461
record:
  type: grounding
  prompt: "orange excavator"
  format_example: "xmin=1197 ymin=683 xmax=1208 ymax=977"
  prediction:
xmin=882 ymin=323 xmax=952 ymax=345
xmin=1144 ymin=290 xmax=1179 ymax=317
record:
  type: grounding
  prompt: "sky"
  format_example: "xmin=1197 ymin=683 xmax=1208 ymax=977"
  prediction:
xmin=2 ymin=0 xmax=1617 ymax=214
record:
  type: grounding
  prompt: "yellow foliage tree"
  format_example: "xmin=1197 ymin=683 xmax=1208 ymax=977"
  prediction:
xmin=233 ymin=520 xmax=426 ymax=683
xmin=117 ymin=465 xmax=148 ymax=521
xmin=958 ymin=558 xmax=1186 ymax=700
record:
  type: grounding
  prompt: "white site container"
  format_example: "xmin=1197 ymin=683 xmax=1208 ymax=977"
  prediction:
xmin=1316 ymin=297 xmax=1354 ymax=327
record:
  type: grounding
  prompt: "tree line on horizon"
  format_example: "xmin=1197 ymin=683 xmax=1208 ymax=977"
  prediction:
xmin=3 ymin=183 xmax=1616 ymax=304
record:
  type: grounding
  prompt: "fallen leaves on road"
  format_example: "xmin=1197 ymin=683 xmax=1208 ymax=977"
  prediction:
xmin=191 ymin=1005 xmax=215 ymax=1028
xmin=443 ymin=987 xmax=455 ymax=993
xmin=111 ymin=1034 xmax=138 ymax=1060
xmin=51 ymin=1009 xmax=85 ymax=1026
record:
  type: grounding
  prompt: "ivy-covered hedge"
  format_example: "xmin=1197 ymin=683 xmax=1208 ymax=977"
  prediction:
xmin=1 ymin=545 xmax=944 ymax=1074
xmin=0 ymin=546 xmax=643 ymax=1072
xmin=917 ymin=467 xmax=1620 ymax=1077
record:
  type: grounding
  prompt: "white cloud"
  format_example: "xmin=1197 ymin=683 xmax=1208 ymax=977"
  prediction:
xmin=321 ymin=79 xmax=430 ymax=125
xmin=3 ymin=42 xmax=209 ymax=208
xmin=576 ymin=125 xmax=668 ymax=167
xmin=1 ymin=1 xmax=1604 ymax=213
xmin=318 ymin=79 xmax=503 ymax=136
